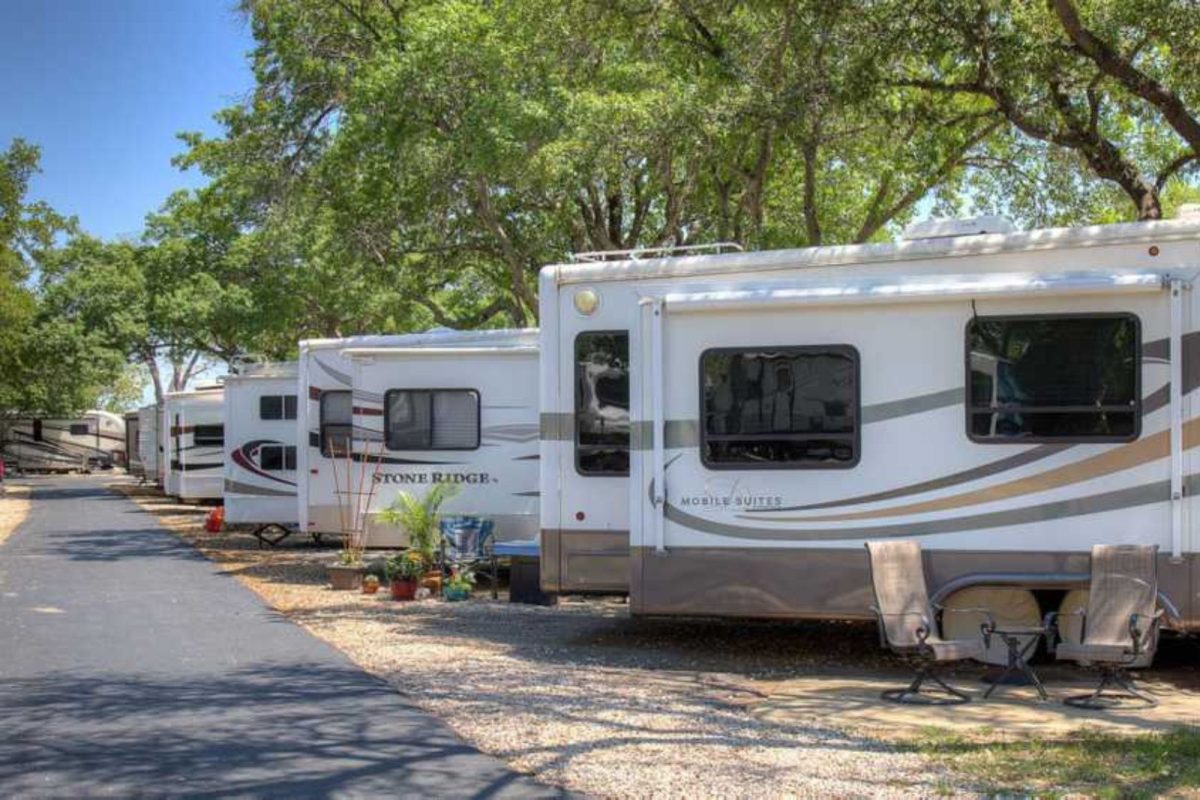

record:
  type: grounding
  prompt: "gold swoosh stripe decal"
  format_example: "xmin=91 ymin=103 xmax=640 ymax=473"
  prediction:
xmin=753 ymin=419 xmax=1199 ymax=524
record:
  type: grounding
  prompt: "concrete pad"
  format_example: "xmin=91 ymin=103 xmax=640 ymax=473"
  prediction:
xmin=750 ymin=671 xmax=1200 ymax=740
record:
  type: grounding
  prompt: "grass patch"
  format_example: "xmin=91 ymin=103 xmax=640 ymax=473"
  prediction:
xmin=907 ymin=726 xmax=1200 ymax=798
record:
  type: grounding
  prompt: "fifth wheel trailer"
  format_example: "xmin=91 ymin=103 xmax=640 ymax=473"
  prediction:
xmin=538 ymin=213 xmax=1200 ymax=636
xmin=298 ymin=328 xmax=539 ymax=546
xmin=162 ymin=385 xmax=225 ymax=502
xmin=222 ymin=362 xmax=299 ymax=527
xmin=0 ymin=411 xmax=125 ymax=472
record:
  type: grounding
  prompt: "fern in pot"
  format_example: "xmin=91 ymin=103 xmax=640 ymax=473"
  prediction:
xmin=378 ymin=483 xmax=460 ymax=592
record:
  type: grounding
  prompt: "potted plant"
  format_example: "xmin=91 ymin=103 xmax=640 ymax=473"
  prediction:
xmin=443 ymin=566 xmax=475 ymax=602
xmin=328 ymin=548 xmax=364 ymax=591
xmin=386 ymin=550 xmax=425 ymax=601
xmin=361 ymin=574 xmax=380 ymax=595
xmin=378 ymin=483 xmax=460 ymax=592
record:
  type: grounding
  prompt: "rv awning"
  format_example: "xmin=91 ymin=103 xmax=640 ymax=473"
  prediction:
xmin=657 ymin=271 xmax=1168 ymax=313
xmin=339 ymin=345 xmax=539 ymax=359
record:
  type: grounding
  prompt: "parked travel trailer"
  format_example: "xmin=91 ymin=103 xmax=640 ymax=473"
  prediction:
xmin=162 ymin=385 xmax=225 ymax=502
xmin=539 ymin=214 xmax=1200 ymax=635
xmin=223 ymin=362 xmax=299 ymax=527
xmin=136 ymin=403 xmax=160 ymax=485
xmin=0 ymin=410 xmax=126 ymax=472
xmin=343 ymin=330 xmax=540 ymax=547
xmin=298 ymin=328 xmax=539 ymax=546
xmin=124 ymin=411 xmax=142 ymax=478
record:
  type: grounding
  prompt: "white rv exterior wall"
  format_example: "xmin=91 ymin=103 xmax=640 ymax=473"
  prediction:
xmin=223 ymin=364 xmax=299 ymax=525
xmin=348 ymin=334 xmax=539 ymax=547
xmin=163 ymin=387 xmax=225 ymax=501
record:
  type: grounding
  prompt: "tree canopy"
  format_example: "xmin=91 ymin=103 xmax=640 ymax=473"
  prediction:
xmin=2 ymin=0 xmax=1199 ymax=414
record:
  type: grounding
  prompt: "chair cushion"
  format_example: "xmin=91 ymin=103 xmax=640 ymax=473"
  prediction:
xmin=1056 ymin=641 xmax=1131 ymax=663
xmin=927 ymin=638 xmax=985 ymax=662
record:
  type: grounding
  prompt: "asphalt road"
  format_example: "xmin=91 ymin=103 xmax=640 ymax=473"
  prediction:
xmin=0 ymin=475 xmax=563 ymax=798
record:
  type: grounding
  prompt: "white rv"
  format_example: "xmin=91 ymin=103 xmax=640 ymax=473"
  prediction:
xmin=136 ymin=403 xmax=160 ymax=485
xmin=124 ymin=411 xmax=142 ymax=477
xmin=343 ymin=329 xmax=540 ymax=547
xmin=222 ymin=362 xmax=299 ymax=526
xmin=298 ymin=328 xmax=539 ymax=546
xmin=539 ymin=214 xmax=1200 ymax=634
xmin=0 ymin=410 xmax=126 ymax=472
xmin=162 ymin=385 xmax=225 ymax=502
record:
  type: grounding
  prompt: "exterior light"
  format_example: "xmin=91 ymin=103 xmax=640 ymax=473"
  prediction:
xmin=574 ymin=288 xmax=600 ymax=316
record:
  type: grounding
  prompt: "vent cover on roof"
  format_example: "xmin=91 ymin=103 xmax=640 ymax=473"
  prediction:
xmin=902 ymin=215 xmax=1016 ymax=241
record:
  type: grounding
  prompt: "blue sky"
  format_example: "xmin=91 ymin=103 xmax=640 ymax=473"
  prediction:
xmin=0 ymin=0 xmax=253 ymax=240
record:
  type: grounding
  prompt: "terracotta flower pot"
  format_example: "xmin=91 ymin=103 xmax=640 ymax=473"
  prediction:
xmin=328 ymin=565 xmax=363 ymax=591
xmin=419 ymin=571 xmax=443 ymax=593
xmin=362 ymin=580 xmax=380 ymax=595
xmin=390 ymin=579 xmax=418 ymax=601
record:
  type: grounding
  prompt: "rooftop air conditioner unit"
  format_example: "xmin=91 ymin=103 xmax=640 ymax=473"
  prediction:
xmin=902 ymin=215 xmax=1016 ymax=241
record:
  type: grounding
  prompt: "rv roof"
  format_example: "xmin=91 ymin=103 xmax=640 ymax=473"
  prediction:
xmin=299 ymin=327 xmax=538 ymax=352
xmin=224 ymin=361 xmax=299 ymax=381
xmin=545 ymin=217 xmax=1200 ymax=285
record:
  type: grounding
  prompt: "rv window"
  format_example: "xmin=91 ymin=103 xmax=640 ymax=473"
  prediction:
xmin=320 ymin=391 xmax=353 ymax=457
xmin=32 ymin=419 xmax=42 ymax=442
xmin=260 ymin=395 xmax=298 ymax=420
xmin=383 ymin=390 xmax=480 ymax=450
xmin=69 ymin=423 xmax=90 ymax=436
xmin=193 ymin=424 xmax=225 ymax=446
xmin=701 ymin=345 xmax=860 ymax=469
xmin=966 ymin=314 xmax=1140 ymax=442
xmin=575 ymin=331 xmax=630 ymax=475
xmin=260 ymin=444 xmax=296 ymax=471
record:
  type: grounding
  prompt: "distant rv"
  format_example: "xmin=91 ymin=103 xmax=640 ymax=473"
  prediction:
xmin=223 ymin=362 xmax=299 ymax=528
xmin=162 ymin=385 xmax=225 ymax=502
xmin=0 ymin=410 xmax=125 ymax=472
xmin=297 ymin=328 xmax=539 ymax=547
xmin=136 ymin=403 xmax=161 ymax=485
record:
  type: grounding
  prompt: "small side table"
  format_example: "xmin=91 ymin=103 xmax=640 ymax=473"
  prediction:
xmin=983 ymin=625 xmax=1049 ymax=701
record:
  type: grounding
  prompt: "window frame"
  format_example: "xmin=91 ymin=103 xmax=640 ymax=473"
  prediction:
xmin=698 ymin=343 xmax=862 ymax=471
xmin=573 ymin=330 xmax=631 ymax=477
xmin=319 ymin=390 xmax=354 ymax=458
xmin=259 ymin=443 xmax=297 ymax=472
xmin=260 ymin=394 xmax=298 ymax=421
xmin=382 ymin=388 xmax=481 ymax=452
xmin=963 ymin=312 xmax=1142 ymax=445
xmin=193 ymin=424 xmax=225 ymax=447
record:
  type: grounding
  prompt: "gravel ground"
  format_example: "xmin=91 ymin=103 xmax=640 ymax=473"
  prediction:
xmin=112 ymin=479 xmax=961 ymax=798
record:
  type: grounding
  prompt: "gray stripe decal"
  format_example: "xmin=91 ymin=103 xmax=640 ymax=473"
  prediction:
xmin=314 ymin=357 xmax=352 ymax=388
xmin=666 ymin=476 xmax=1185 ymax=542
xmin=223 ymin=479 xmax=298 ymax=498
xmin=861 ymin=387 xmax=962 ymax=424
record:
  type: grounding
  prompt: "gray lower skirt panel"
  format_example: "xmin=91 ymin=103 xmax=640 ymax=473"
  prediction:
xmin=628 ymin=547 xmax=1198 ymax=630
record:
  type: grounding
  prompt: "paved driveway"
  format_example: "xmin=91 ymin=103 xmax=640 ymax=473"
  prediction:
xmin=0 ymin=476 xmax=563 ymax=798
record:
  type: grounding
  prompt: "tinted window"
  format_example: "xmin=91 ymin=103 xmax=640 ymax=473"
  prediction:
xmin=575 ymin=332 xmax=630 ymax=475
xmin=260 ymin=444 xmax=296 ymax=471
xmin=701 ymin=346 xmax=859 ymax=468
xmin=194 ymin=424 xmax=224 ymax=446
xmin=260 ymin=444 xmax=284 ymax=470
xmin=260 ymin=395 xmax=298 ymax=420
xmin=384 ymin=390 xmax=479 ymax=450
xmin=967 ymin=315 xmax=1139 ymax=441
xmin=69 ymin=423 xmax=90 ymax=436
xmin=320 ymin=391 xmax=353 ymax=457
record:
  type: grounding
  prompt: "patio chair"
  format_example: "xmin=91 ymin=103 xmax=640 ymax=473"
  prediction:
xmin=865 ymin=540 xmax=994 ymax=705
xmin=439 ymin=516 xmax=499 ymax=599
xmin=1047 ymin=544 xmax=1162 ymax=709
